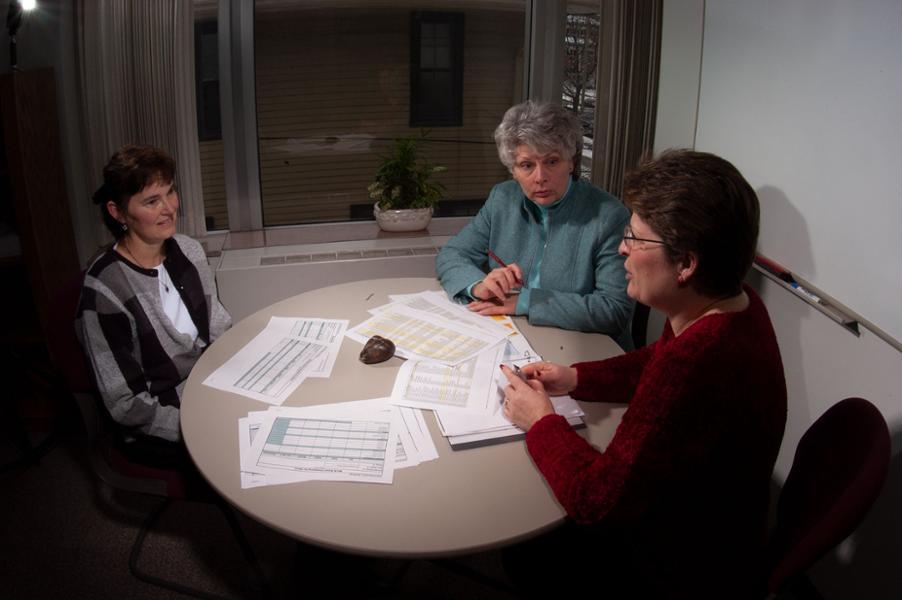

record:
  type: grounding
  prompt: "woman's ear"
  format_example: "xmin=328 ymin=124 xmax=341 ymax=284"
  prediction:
xmin=676 ymin=252 xmax=699 ymax=285
xmin=106 ymin=200 xmax=123 ymax=224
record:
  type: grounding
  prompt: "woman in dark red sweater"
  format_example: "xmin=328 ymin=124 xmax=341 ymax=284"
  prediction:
xmin=500 ymin=150 xmax=786 ymax=598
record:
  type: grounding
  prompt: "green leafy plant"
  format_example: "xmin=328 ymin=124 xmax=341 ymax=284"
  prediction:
xmin=368 ymin=135 xmax=447 ymax=210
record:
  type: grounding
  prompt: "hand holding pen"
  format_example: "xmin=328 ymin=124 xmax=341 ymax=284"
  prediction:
xmin=498 ymin=364 xmax=555 ymax=431
xmin=471 ymin=249 xmax=524 ymax=302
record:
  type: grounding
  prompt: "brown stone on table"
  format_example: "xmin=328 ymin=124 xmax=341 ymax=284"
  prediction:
xmin=359 ymin=335 xmax=395 ymax=364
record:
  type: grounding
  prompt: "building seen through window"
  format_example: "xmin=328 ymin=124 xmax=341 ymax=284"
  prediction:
xmin=253 ymin=4 xmax=520 ymax=226
xmin=192 ymin=1 xmax=602 ymax=230
xmin=564 ymin=6 xmax=600 ymax=180
xmin=410 ymin=11 xmax=463 ymax=128
xmin=193 ymin=15 xmax=227 ymax=231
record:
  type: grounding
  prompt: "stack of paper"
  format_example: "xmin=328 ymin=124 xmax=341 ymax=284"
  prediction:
xmin=203 ymin=317 xmax=348 ymax=405
xmin=352 ymin=291 xmax=585 ymax=449
xmin=346 ymin=290 xmax=510 ymax=364
xmin=238 ymin=398 xmax=439 ymax=489
xmin=205 ymin=290 xmax=585 ymax=489
xmin=434 ymin=395 xmax=586 ymax=449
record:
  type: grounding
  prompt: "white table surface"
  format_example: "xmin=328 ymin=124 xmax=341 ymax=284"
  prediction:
xmin=182 ymin=277 xmax=625 ymax=558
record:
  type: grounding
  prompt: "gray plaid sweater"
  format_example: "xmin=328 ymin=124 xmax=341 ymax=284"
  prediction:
xmin=76 ymin=234 xmax=231 ymax=442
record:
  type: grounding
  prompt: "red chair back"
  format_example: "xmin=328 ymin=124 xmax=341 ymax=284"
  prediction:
xmin=46 ymin=270 xmax=93 ymax=394
xmin=766 ymin=397 xmax=890 ymax=592
xmin=48 ymin=270 xmax=189 ymax=499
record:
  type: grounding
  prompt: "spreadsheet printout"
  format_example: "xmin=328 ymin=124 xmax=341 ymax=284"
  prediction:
xmin=241 ymin=401 xmax=403 ymax=484
xmin=346 ymin=304 xmax=506 ymax=365
xmin=389 ymin=341 xmax=505 ymax=414
xmin=264 ymin=316 xmax=348 ymax=377
xmin=203 ymin=328 xmax=328 ymax=404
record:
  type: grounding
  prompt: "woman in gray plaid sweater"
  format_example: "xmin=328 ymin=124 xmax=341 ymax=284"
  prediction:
xmin=77 ymin=145 xmax=230 ymax=462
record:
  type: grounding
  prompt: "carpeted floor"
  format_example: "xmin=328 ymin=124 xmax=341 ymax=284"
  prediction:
xmin=0 ymin=415 xmax=519 ymax=599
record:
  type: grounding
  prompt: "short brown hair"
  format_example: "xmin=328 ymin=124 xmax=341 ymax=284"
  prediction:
xmin=622 ymin=149 xmax=760 ymax=297
xmin=91 ymin=145 xmax=176 ymax=239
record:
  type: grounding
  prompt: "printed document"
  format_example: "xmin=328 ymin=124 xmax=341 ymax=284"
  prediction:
xmin=384 ymin=290 xmax=511 ymax=337
xmin=238 ymin=399 xmax=438 ymax=488
xmin=265 ymin=317 xmax=348 ymax=377
xmin=242 ymin=400 xmax=401 ymax=485
xmin=203 ymin=328 xmax=327 ymax=405
xmin=389 ymin=341 xmax=506 ymax=414
xmin=435 ymin=395 xmax=585 ymax=447
xmin=346 ymin=303 xmax=507 ymax=365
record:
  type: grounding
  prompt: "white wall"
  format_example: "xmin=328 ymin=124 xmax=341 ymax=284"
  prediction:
xmin=656 ymin=2 xmax=902 ymax=596
xmin=696 ymin=0 xmax=902 ymax=345
xmin=652 ymin=0 xmax=704 ymax=154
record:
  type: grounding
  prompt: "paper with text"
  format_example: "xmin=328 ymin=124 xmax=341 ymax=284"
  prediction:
xmin=203 ymin=329 xmax=328 ymax=404
xmin=389 ymin=342 xmax=505 ymax=414
xmin=242 ymin=401 xmax=400 ymax=484
xmin=384 ymin=290 xmax=511 ymax=337
xmin=347 ymin=303 xmax=506 ymax=365
xmin=435 ymin=395 xmax=584 ymax=438
xmin=265 ymin=317 xmax=348 ymax=377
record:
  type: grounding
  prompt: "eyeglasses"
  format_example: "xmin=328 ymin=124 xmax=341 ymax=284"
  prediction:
xmin=622 ymin=225 xmax=670 ymax=250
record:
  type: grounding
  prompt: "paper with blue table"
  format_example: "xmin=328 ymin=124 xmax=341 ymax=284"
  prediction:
xmin=215 ymin=290 xmax=584 ymax=487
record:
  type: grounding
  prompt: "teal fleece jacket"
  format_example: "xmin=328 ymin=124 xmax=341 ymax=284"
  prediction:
xmin=436 ymin=178 xmax=634 ymax=350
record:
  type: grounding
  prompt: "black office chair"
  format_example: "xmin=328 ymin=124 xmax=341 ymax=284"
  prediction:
xmin=764 ymin=397 xmax=890 ymax=598
xmin=47 ymin=271 xmax=270 ymax=599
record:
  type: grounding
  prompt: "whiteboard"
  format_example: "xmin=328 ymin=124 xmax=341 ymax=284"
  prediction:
xmin=695 ymin=0 xmax=902 ymax=344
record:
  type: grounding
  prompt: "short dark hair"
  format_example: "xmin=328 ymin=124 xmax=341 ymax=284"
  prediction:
xmin=622 ymin=149 xmax=760 ymax=297
xmin=91 ymin=145 xmax=176 ymax=239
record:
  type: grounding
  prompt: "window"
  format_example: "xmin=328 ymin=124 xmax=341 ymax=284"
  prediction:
xmin=194 ymin=20 xmax=221 ymax=141
xmin=250 ymin=4 xmax=519 ymax=227
xmin=193 ymin=8 xmax=228 ymax=231
xmin=563 ymin=7 xmax=601 ymax=180
xmin=193 ymin=1 xmax=653 ymax=233
xmin=410 ymin=12 xmax=464 ymax=127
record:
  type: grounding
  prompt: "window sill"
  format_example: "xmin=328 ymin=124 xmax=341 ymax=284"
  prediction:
xmin=197 ymin=216 xmax=470 ymax=257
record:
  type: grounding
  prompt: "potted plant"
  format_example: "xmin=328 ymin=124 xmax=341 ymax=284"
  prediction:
xmin=368 ymin=134 xmax=447 ymax=232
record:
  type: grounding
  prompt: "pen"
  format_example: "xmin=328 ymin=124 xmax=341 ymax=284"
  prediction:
xmin=487 ymin=249 xmax=523 ymax=285
xmin=500 ymin=363 xmax=527 ymax=382
xmin=487 ymin=248 xmax=509 ymax=269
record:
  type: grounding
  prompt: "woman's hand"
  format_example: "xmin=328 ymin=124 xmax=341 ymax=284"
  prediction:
xmin=519 ymin=362 xmax=578 ymax=396
xmin=467 ymin=295 xmax=518 ymax=316
xmin=472 ymin=264 xmax=524 ymax=301
xmin=500 ymin=365 xmax=555 ymax=430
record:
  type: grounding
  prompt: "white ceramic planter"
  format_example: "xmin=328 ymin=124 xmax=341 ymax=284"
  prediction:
xmin=373 ymin=203 xmax=434 ymax=232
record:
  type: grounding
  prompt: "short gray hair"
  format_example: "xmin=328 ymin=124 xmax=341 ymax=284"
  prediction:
xmin=493 ymin=101 xmax=583 ymax=178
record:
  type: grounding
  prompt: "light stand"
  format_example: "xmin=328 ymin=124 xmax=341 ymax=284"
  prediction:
xmin=6 ymin=0 xmax=35 ymax=71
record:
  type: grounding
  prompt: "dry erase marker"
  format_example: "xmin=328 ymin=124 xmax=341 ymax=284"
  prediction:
xmin=790 ymin=282 xmax=821 ymax=304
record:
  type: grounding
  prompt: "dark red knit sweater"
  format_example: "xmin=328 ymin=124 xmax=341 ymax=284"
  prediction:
xmin=525 ymin=285 xmax=786 ymax=595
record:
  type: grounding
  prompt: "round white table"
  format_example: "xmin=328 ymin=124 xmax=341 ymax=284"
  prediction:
xmin=182 ymin=277 xmax=625 ymax=558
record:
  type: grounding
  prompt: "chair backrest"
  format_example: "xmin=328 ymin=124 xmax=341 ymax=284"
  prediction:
xmin=632 ymin=301 xmax=650 ymax=349
xmin=46 ymin=270 xmax=182 ymax=498
xmin=45 ymin=270 xmax=93 ymax=395
xmin=766 ymin=397 xmax=890 ymax=592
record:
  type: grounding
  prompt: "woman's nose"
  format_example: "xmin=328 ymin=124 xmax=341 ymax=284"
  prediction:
xmin=533 ymin=165 xmax=547 ymax=182
xmin=618 ymin=238 xmax=629 ymax=257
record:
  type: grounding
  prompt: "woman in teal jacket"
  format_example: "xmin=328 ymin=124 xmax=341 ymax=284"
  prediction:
xmin=436 ymin=101 xmax=634 ymax=349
